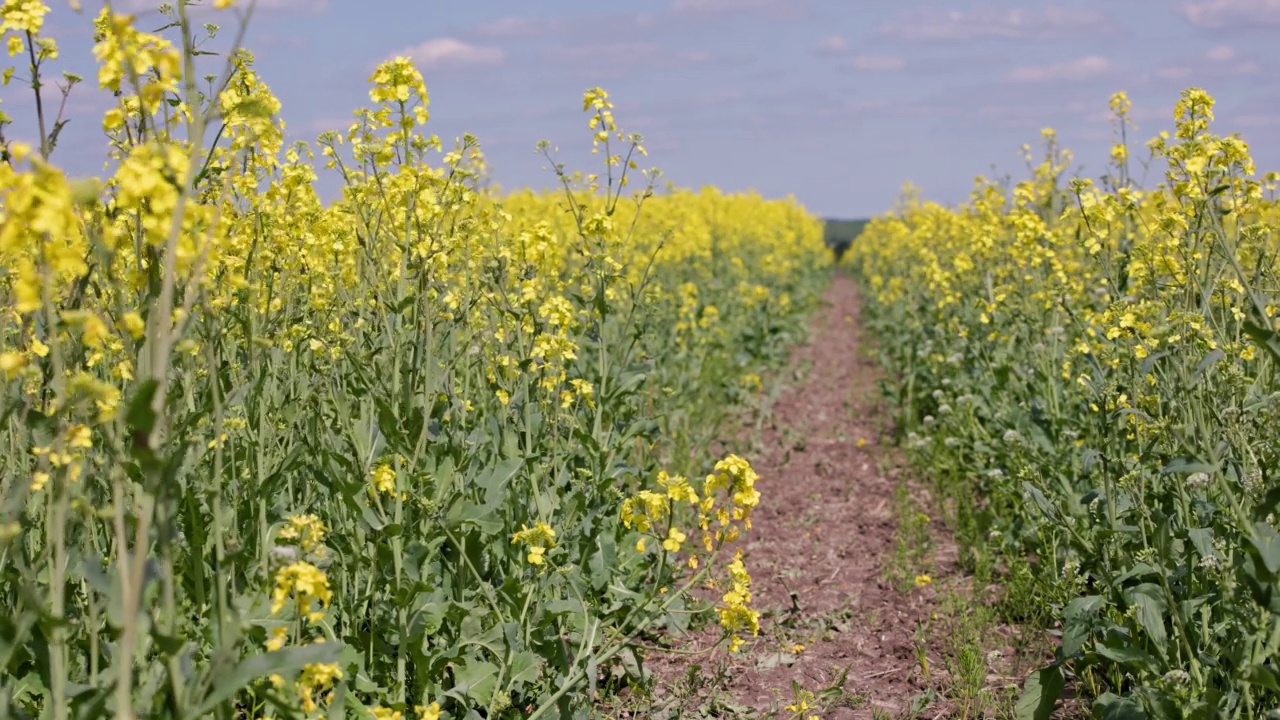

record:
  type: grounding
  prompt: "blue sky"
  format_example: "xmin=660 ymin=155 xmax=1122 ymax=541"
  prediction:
xmin=8 ymin=0 xmax=1280 ymax=218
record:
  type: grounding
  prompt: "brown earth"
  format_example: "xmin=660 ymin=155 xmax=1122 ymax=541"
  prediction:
xmin=627 ymin=272 xmax=1045 ymax=719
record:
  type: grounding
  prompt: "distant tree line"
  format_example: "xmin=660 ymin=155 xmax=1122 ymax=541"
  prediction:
xmin=822 ymin=218 xmax=870 ymax=262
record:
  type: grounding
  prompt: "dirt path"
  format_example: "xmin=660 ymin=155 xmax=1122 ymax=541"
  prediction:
xmin=642 ymin=272 xmax=952 ymax=718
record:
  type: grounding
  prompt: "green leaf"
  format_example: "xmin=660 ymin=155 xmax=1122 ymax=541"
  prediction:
xmin=449 ymin=500 xmax=503 ymax=535
xmin=474 ymin=457 xmax=523 ymax=497
xmin=1096 ymin=642 xmax=1155 ymax=668
xmin=1187 ymin=528 xmax=1216 ymax=559
xmin=1244 ymin=663 xmax=1280 ymax=692
xmin=1061 ymin=595 xmax=1104 ymax=657
xmin=1022 ymin=482 xmax=1057 ymax=520
xmin=1242 ymin=320 xmax=1280 ymax=364
xmin=1192 ymin=349 xmax=1225 ymax=383
xmin=125 ymin=379 xmax=160 ymax=459
xmin=191 ymin=642 xmax=343 ymax=716
xmin=1247 ymin=522 xmax=1280 ymax=576
xmin=450 ymin=660 xmax=498 ymax=704
xmin=1015 ymin=665 xmax=1063 ymax=720
xmin=1134 ymin=687 xmax=1182 ymax=720
xmin=1124 ymin=584 xmax=1169 ymax=657
xmin=506 ymin=650 xmax=542 ymax=687
xmin=1093 ymin=693 xmax=1148 ymax=720
xmin=1161 ymin=458 xmax=1218 ymax=476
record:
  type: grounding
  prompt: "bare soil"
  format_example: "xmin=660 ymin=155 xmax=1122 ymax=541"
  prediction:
xmin=634 ymin=272 xmax=1034 ymax=718
xmin=622 ymin=270 xmax=1070 ymax=717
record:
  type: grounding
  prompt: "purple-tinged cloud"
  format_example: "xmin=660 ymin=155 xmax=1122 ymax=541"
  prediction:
xmin=814 ymin=35 xmax=849 ymax=56
xmin=1008 ymin=55 xmax=1112 ymax=83
xmin=1179 ymin=0 xmax=1280 ymax=28
xmin=394 ymin=38 xmax=504 ymax=70
xmin=881 ymin=5 xmax=1113 ymax=42
xmin=852 ymin=55 xmax=906 ymax=72
xmin=546 ymin=41 xmax=714 ymax=79
xmin=671 ymin=0 xmax=808 ymax=20
xmin=476 ymin=16 xmax=563 ymax=38
xmin=120 ymin=0 xmax=328 ymax=14
xmin=1157 ymin=45 xmax=1262 ymax=81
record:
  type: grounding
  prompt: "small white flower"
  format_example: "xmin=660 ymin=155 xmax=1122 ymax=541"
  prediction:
xmin=1241 ymin=469 xmax=1263 ymax=495
xmin=270 ymin=545 xmax=298 ymax=562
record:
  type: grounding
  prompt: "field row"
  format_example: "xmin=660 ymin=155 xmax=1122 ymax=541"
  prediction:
xmin=851 ymin=89 xmax=1280 ymax=718
xmin=0 ymin=6 xmax=831 ymax=719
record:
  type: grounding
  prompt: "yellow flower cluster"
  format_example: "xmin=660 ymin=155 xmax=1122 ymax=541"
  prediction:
xmin=621 ymin=456 xmax=764 ymax=651
xmin=511 ymin=521 xmax=557 ymax=566
xmin=277 ymin=514 xmax=327 ymax=555
xmin=701 ymin=453 xmax=762 ymax=540
xmin=271 ymin=561 xmax=332 ymax=622
xmin=0 ymin=5 xmax=829 ymax=717
xmin=850 ymin=87 xmax=1280 ymax=707
xmin=717 ymin=550 xmax=760 ymax=652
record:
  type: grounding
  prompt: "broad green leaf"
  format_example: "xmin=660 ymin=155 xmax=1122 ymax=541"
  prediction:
xmin=450 ymin=660 xmax=499 ymax=704
xmin=1243 ymin=320 xmax=1280 ymax=364
xmin=1134 ymin=687 xmax=1182 ymax=720
xmin=474 ymin=457 xmax=523 ymax=497
xmin=1061 ymin=595 xmax=1103 ymax=657
xmin=1093 ymin=693 xmax=1148 ymax=720
xmin=1245 ymin=663 xmax=1280 ymax=692
xmin=1124 ymin=584 xmax=1169 ymax=657
xmin=191 ymin=642 xmax=343 ymax=716
xmin=1022 ymin=482 xmax=1057 ymax=520
xmin=1247 ymin=522 xmax=1280 ymax=576
xmin=1096 ymin=642 xmax=1155 ymax=668
xmin=1192 ymin=349 xmax=1225 ymax=382
xmin=1187 ymin=528 xmax=1215 ymax=559
xmin=506 ymin=650 xmax=542 ymax=687
xmin=1015 ymin=665 xmax=1063 ymax=720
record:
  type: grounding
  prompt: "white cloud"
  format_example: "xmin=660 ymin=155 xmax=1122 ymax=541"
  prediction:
xmin=815 ymin=35 xmax=849 ymax=55
xmin=671 ymin=0 xmax=807 ymax=19
xmin=395 ymin=38 xmax=504 ymax=70
xmin=881 ymin=5 xmax=1112 ymax=42
xmin=476 ymin=16 xmax=561 ymax=38
xmin=1008 ymin=55 xmax=1112 ymax=83
xmin=1205 ymin=44 xmax=1238 ymax=61
xmin=1179 ymin=0 xmax=1280 ymax=28
xmin=1156 ymin=66 xmax=1194 ymax=81
xmin=673 ymin=0 xmax=776 ymax=10
xmin=548 ymin=41 xmax=712 ymax=71
xmin=1158 ymin=45 xmax=1260 ymax=80
xmin=249 ymin=0 xmax=326 ymax=9
xmin=1235 ymin=114 xmax=1280 ymax=130
xmin=852 ymin=54 xmax=905 ymax=72
xmin=120 ymin=0 xmax=327 ymax=13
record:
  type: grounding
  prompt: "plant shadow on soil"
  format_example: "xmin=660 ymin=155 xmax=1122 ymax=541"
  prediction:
xmin=597 ymin=272 xmax=1076 ymax=720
